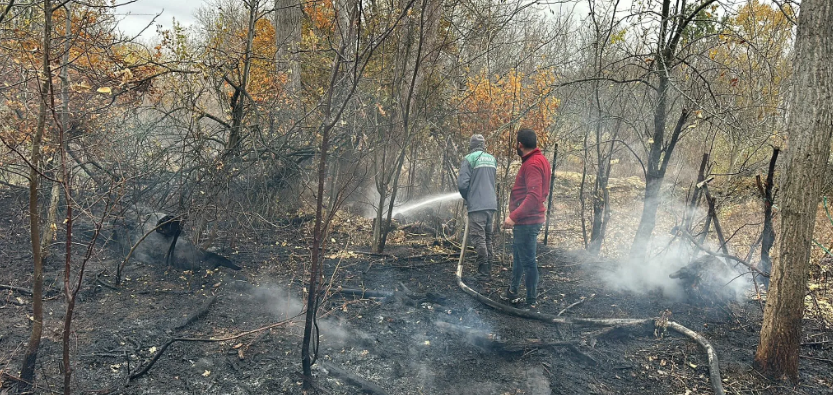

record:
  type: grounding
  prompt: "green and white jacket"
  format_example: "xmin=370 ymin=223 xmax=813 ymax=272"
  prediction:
xmin=457 ymin=149 xmax=498 ymax=212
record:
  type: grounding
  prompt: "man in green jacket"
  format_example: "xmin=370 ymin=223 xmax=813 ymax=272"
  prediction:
xmin=458 ymin=134 xmax=498 ymax=278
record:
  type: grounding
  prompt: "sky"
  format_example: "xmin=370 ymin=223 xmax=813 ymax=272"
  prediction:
xmin=115 ymin=0 xmax=205 ymax=39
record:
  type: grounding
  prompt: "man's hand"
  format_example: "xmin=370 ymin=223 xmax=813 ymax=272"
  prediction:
xmin=502 ymin=216 xmax=515 ymax=229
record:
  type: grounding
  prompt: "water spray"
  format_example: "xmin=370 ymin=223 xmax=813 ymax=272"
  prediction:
xmin=391 ymin=192 xmax=461 ymax=217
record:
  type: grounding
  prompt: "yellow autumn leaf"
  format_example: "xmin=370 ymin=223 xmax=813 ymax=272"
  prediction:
xmin=97 ymin=87 xmax=112 ymax=94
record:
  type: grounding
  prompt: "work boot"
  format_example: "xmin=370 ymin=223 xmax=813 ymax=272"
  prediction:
xmin=500 ymin=287 xmax=522 ymax=304
xmin=477 ymin=263 xmax=491 ymax=279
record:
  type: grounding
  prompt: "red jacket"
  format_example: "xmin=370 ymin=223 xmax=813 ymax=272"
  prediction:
xmin=509 ymin=148 xmax=551 ymax=225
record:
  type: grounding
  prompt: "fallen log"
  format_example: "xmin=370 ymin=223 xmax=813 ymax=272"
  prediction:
xmin=329 ymin=288 xmax=394 ymax=300
xmin=666 ymin=321 xmax=725 ymax=395
xmin=0 ymin=284 xmax=32 ymax=296
xmin=455 ymin=217 xmax=725 ymax=395
xmin=434 ymin=321 xmax=595 ymax=363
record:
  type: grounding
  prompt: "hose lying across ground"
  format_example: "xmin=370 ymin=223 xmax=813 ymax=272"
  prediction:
xmin=455 ymin=218 xmax=725 ymax=395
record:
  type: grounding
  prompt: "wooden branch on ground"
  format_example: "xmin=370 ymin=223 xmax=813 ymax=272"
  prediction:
xmin=666 ymin=321 xmax=725 ymax=395
xmin=802 ymin=339 xmax=832 ymax=347
xmin=434 ymin=321 xmax=596 ymax=363
xmin=402 ymin=252 xmax=453 ymax=260
xmin=453 ymin=224 xmax=725 ymax=395
xmin=129 ymin=319 xmax=294 ymax=381
xmin=0 ymin=284 xmax=33 ymax=296
xmin=94 ymin=271 xmax=120 ymax=291
xmin=329 ymin=288 xmax=394 ymax=300
xmin=319 ymin=362 xmax=390 ymax=395
xmin=173 ymin=295 xmax=218 ymax=331
xmin=350 ymin=250 xmax=395 ymax=258
xmin=800 ymin=355 xmax=833 ymax=365
xmin=558 ymin=294 xmax=595 ymax=316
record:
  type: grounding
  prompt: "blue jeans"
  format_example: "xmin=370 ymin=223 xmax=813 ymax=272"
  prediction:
xmin=510 ymin=223 xmax=542 ymax=303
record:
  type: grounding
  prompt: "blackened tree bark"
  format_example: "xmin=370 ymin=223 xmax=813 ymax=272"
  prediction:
xmin=754 ymin=0 xmax=833 ymax=382
xmin=629 ymin=0 xmax=718 ymax=260
xmin=543 ymin=143 xmax=558 ymax=245
xmin=757 ymin=147 xmax=779 ymax=287
xmin=630 ymin=108 xmax=689 ymax=258
xmin=683 ymin=153 xmax=709 ymax=233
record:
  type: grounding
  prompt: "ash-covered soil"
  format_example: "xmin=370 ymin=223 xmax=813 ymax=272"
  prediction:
xmin=1 ymin=189 xmax=832 ymax=395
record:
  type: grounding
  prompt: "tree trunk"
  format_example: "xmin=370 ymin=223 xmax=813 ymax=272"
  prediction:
xmin=631 ymin=175 xmax=662 ymax=255
xmin=226 ymin=0 xmax=259 ymax=156
xmin=628 ymin=0 xmax=714 ymax=260
xmin=754 ymin=0 xmax=833 ymax=382
xmin=301 ymin=0 xmax=363 ymax=386
xmin=589 ymin=118 xmax=620 ymax=255
xmin=630 ymin=108 xmax=688 ymax=259
xmin=578 ymin=128 xmax=589 ymax=249
xmin=19 ymin=0 xmax=53 ymax=391
xmin=758 ymin=147 xmax=780 ymax=287
xmin=274 ymin=0 xmax=301 ymax=96
xmin=543 ymin=143 xmax=558 ymax=245
xmin=683 ymin=154 xmax=709 ymax=232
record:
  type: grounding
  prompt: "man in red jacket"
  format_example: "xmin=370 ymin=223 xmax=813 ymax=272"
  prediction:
xmin=501 ymin=128 xmax=551 ymax=308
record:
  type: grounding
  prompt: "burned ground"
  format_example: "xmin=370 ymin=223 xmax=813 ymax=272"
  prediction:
xmin=1 ymin=188 xmax=832 ymax=395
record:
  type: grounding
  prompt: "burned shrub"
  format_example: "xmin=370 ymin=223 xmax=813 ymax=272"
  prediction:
xmin=670 ymin=255 xmax=743 ymax=305
xmin=113 ymin=207 xmax=240 ymax=271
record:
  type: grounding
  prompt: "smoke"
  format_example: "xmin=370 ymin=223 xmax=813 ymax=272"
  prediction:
xmin=524 ymin=366 xmax=553 ymax=395
xmin=596 ymin=233 xmax=753 ymax=302
xmin=251 ymin=284 xmax=304 ymax=320
xmin=597 ymin=234 xmax=692 ymax=299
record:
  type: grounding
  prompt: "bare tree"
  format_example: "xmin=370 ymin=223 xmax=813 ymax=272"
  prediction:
xmin=585 ymin=0 xmax=624 ymax=254
xmin=755 ymin=0 xmax=832 ymax=382
xmin=17 ymin=0 xmax=52 ymax=391
xmin=301 ymin=0 xmax=418 ymax=386
xmin=371 ymin=0 xmax=443 ymax=253
xmin=629 ymin=0 xmax=719 ymax=260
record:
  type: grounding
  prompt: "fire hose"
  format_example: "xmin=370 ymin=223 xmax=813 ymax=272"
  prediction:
xmin=454 ymin=214 xmax=725 ymax=395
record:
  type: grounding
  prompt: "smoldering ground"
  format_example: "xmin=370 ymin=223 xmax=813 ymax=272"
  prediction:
xmin=593 ymin=234 xmax=753 ymax=303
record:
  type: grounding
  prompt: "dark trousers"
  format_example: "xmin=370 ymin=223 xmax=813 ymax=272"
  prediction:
xmin=510 ymin=223 xmax=542 ymax=303
xmin=468 ymin=210 xmax=495 ymax=271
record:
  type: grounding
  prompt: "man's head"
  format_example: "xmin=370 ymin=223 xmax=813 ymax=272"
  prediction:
xmin=516 ymin=128 xmax=537 ymax=156
xmin=470 ymin=134 xmax=486 ymax=151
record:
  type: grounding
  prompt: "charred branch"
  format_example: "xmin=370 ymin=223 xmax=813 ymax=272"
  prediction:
xmin=0 ymin=284 xmax=32 ymax=296
xmin=677 ymin=229 xmax=768 ymax=277
xmin=173 ymin=295 xmax=218 ymax=331
xmin=319 ymin=362 xmax=390 ymax=395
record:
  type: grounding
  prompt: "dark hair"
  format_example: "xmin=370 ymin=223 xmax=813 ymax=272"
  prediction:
xmin=517 ymin=128 xmax=537 ymax=149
